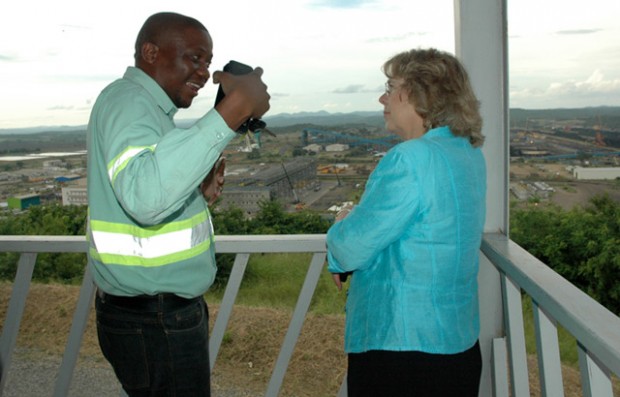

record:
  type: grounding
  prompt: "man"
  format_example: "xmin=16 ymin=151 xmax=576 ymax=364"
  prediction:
xmin=86 ymin=12 xmax=270 ymax=396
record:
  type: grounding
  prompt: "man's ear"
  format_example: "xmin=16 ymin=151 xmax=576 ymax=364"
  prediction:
xmin=141 ymin=42 xmax=159 ymax=64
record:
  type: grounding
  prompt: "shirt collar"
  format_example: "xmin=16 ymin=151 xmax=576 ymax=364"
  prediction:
xmin=424 ymin=125 xmax=452 ymax=139
xmin=123 ymin=67 xmax=178 ymax=117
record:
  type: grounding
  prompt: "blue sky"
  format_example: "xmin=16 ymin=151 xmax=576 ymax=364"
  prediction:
xmin=1 ymin=0 xmax=619 ymax=129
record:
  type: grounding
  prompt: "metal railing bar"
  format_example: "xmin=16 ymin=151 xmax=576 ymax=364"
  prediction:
xmin=0 ymin=253 xmax=37 ymax=397
xmin=214 ymin=234 xmax=327 ymax=254
xmin=533 ymin=301 xmax=564 ymax=397
xmin=1 ymin=234 xmax=618 ymax=397
xmin=337 ymin=376 xmax=347 ymax=397
xmin=0 ymin=236 xmax=87 ymax=253
xmin=209 ymin=253 xmax=250 ymax=369
xmin=482 ymin=233 xmax=620 ymax=376
xmin=501 ymin=273 xmax=531 ymax=397
xmin=264 ymin=252 xmax=326 ymax=397
xmin=577 ymin=342 xmax=614 ymax=397
xmin=491 ymin=337 xmax=509 ymax=397
xmin=52 ymin=266 xmax=96 ymax=397
xmin=0 ymin=235 xmax=328 ymax=255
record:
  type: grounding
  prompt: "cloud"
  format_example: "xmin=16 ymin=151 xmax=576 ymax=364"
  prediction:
xmin=47 ymin=105 xmax=75 ymax=111
xmin=333 ymin=84 xmax=364 ymax=94
xmin=332 ymin=84 xmax=381 ymax=94
xmin=510 ymin=70 xmax=620 ymax=107
xmin=548 ymin=70 xmax=620 ymax=94
xmin=309 ymin=0 xmax=377 ymax=8
xmin=41 ymin=74 xmax=119 ymax=83
xmin=555 ymin=29 xmax=602 ymax=36
xmin=59 ymin=24 xmax=92 ymax=31
xmin=367 ymin=31 xmax=428 ymax=44
xmin=0 ymin=54 xmax=19 ymax=62
xmin=321 ymin=102 xmax=342 ymax=109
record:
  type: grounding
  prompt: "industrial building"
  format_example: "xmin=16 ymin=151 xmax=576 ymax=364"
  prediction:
xmin=218 ymin=158 xmax=319 ymax=216
xmin=61 ymin=178 xmax=88 ymax=206
xmin=216 ymin=186 xmax=272 ymax=216
xmin=325 ymin=143 xmax=349 ymax=152
xmin=571 ymin=166 xmax=620 ymax=180
xmin=7 ymin=194 xmax=41 ymax=210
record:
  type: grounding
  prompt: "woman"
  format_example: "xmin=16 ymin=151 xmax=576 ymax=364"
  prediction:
xmin=327 ymin=48 xmax=486 ymax=397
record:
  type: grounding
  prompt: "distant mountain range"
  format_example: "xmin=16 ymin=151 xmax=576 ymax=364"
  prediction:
xmin=264 ymin=110 xmax=385 ymax=128
xmin=0 ymin=124 xmax=88 ymax=135
xmin=1 ymin=106 xmax=619 ymax=135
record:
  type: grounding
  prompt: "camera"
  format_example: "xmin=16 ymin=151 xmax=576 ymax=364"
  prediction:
xmin=214 ymin=60 xmax=271 ymax=135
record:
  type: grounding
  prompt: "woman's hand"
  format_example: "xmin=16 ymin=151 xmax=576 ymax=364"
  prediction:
xmin=335 ymin=203 xmax=354 ymax=221
xmin=331 ymin=272 xmax=352 ymax=291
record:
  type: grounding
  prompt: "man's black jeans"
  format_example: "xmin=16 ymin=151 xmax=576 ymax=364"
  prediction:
xmin=95 ymin=291 xmax=211 ymax=397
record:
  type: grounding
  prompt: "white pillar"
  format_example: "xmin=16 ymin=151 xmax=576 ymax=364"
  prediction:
xmin=454 ymin=1 xmax=509 ymax=396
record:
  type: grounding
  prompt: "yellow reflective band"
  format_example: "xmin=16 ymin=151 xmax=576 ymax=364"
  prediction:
xmin=89 ymin=211 xmax=213 ymax=267
xmin=89 ymin=238 xmax=211 ymax=267
xmin=90 ymin=211 xmax=209 ymax=237
xmin=107 ymin=144 xmax=157 ymax=184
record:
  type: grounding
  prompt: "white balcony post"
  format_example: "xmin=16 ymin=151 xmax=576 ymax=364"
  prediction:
xmin=454 ymin=1 xmax=509 ymax=396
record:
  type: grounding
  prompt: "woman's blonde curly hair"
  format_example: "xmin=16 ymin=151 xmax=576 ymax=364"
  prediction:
xmin=383 ymin=48 xmax=485 ymax=147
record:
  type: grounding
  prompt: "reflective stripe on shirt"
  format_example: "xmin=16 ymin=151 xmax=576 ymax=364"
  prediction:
xmin=107 ymin=144 xmax=157 ymax=184
xmin=89 ymin=211 xmax=213 ymax=267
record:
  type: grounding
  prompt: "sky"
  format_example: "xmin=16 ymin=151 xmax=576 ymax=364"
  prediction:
xmin=1 ymin=0 xmax=619 ymax=129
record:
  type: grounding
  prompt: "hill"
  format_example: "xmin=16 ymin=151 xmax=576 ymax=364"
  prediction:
xmin=2 ymin=106 xmax=619 ymax=136
xmin=1 ymin=107 xmax=618 ymax=156
xmin=264 ymin=110 xmax=385 ymax=128
xmin=510 ymin=106 xmax=620 ymax=130
xmin=0 ymin=129 xmax=87 ymax=155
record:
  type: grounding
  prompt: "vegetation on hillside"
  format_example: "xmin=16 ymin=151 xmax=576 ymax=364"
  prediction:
xmin=0 ymin=204 xmax=87 ymax=282
xmin=0 ymin=200 xmax=331 ymax=289
xmin=511 ymin=194 xmax=620 ymax=315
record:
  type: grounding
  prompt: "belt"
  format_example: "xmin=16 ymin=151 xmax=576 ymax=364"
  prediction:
xmin=96 ymin=289 xmax=200 ymax=312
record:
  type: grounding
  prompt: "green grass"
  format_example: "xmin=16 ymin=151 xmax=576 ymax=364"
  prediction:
xmin=205 ymin=253 xmax=348 ymax=315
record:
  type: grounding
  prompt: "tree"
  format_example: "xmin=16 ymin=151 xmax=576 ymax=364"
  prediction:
xmin=212 ymin=206 xmax=251 ymax=235
xmin=510 ymin=194 xmax=620 ymax=315
xmin=0 ymin=204 xmax=88 ymax=283
xmin=249 ymin=200 xmax=291 ymax=234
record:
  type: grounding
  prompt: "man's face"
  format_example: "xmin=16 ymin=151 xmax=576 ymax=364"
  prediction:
xmin=150 ymin=26 xmax=213 ymax=109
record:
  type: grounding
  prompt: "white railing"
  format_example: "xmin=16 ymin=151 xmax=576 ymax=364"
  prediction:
xmin=0 ymin=234 xmax=619 ymax=397
xmin=0 ymin=234 xmax=330 ymax=397
xmin=482 ymin=232 xmax=620 ymax=397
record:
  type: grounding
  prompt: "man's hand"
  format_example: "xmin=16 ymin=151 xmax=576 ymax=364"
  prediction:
xmin=200 ymin=156 xmax=226 ymax=206
xmin=213 ymin=67 xmax=271 ymax=130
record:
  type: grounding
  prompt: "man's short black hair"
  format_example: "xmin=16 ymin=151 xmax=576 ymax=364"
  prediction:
xmin=134 ymin=12 xmax=208 ymax=60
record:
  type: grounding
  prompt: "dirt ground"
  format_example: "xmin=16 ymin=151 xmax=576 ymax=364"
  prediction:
xmin=1 ymin=283 xmax=618 ymax=396
xmin=549 ymin=180 xmax=620 ymax=210
xmin=511 ymin=162 xmax=620 ymax=210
